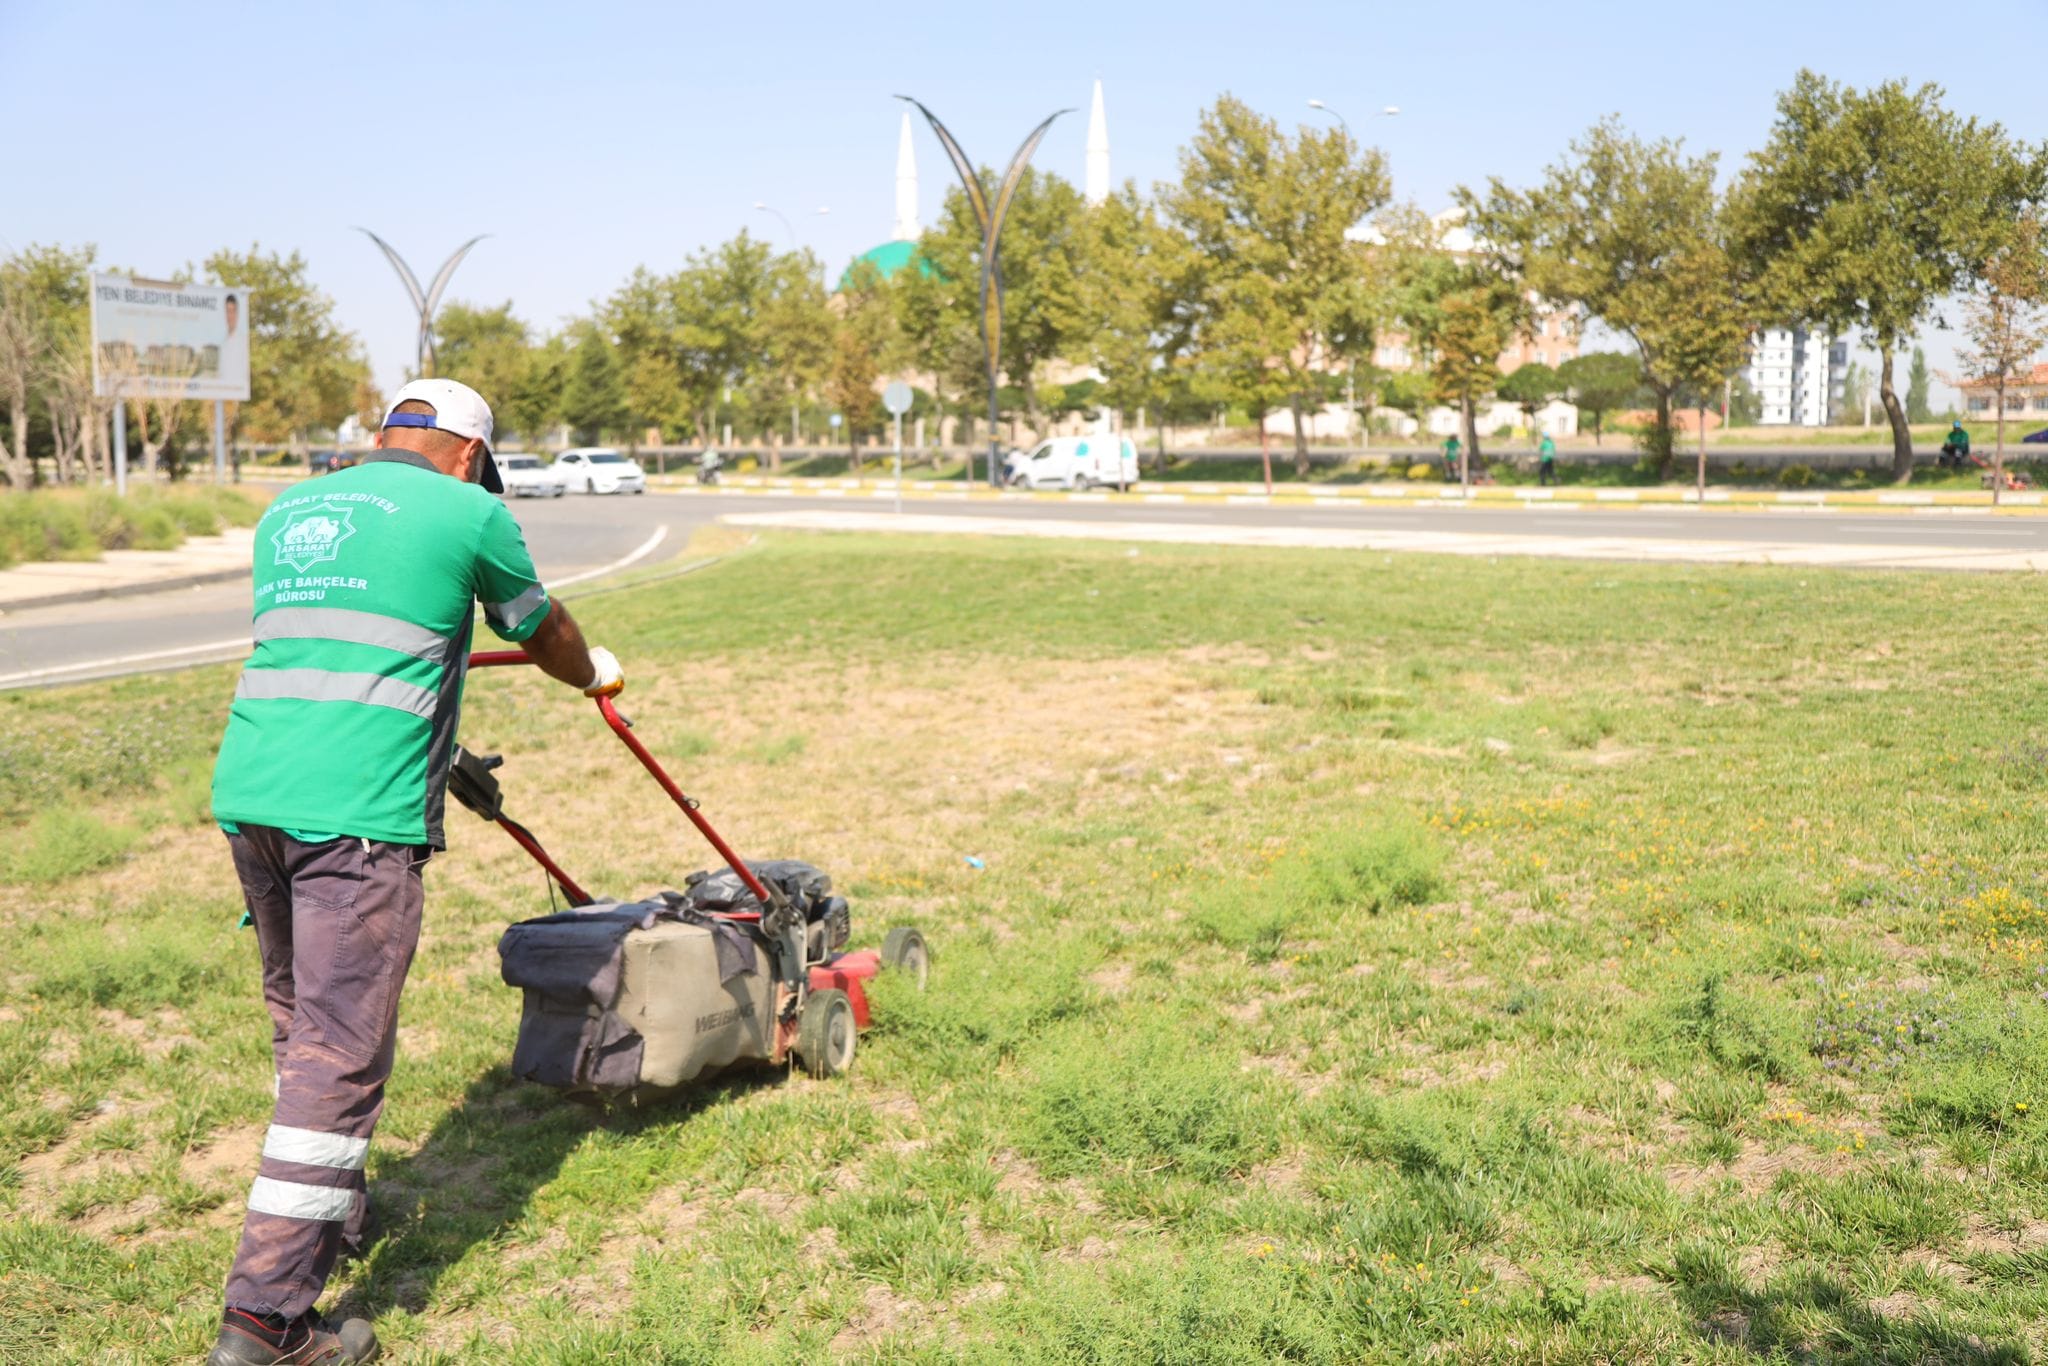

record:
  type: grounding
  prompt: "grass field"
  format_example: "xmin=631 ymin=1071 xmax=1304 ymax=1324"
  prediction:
xmin=6 ymin=531 xmax=2048 ymax=1362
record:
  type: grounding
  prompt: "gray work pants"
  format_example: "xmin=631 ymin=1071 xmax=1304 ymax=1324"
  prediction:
xmin=222 ymin=825 xmax=426 ymax=1318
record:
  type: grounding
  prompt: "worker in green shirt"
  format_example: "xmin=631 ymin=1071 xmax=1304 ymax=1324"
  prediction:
xmin=1537 ymin=434 xmax=1558 ymax=486
xmin=1940 ymin=420 xmax=1972 ymax=470
xmin=206 ymin=378 xmax=624 ymax=1366
xmin=1441 ymin=433 xmax=1462 ymax=482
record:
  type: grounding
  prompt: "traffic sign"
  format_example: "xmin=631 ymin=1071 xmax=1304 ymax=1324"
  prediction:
xmin=829 ymin=413 xmax=843 ymax=428
xmin=882 ymin=381 xmax=914 ymax=416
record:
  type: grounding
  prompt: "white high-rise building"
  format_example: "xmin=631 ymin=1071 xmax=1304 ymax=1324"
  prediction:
xmin=1084 ymin=78 xmax=1110 ymax=207
xmin=1745 ymin=328 xmax=1848 ymax=426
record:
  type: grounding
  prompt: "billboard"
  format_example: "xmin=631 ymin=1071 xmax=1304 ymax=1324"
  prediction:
xmin=91 ymin=274 xmax=251 ymax=401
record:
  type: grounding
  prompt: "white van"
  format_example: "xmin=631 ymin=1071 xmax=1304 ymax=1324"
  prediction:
xmin=1008 ymin=436 xmax=1139 ymax=491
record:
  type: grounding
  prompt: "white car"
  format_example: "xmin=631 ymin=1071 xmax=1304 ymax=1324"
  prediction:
xmin=494 ymin=452 xmax=566 ymax=498
xmin=553 ymin=447 xmax=648 ymax=495
xmin=1008 ymin=436 xmax=1139 ymax=490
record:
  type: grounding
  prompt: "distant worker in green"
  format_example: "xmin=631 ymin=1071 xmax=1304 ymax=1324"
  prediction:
xmin=1939 ymin=420 xmax=1972 ymax=470
xmin=1441 ymin=433 xmax=1462 ymax=482
xmin=1537 ymin=433 xmax=1558 ymax=486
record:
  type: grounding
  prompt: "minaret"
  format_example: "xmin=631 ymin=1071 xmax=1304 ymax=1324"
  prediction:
xmin=893 ymin=111 xmax=919 ymax=241
xmin=1084 ymin=78 xmax=1110 ymax=207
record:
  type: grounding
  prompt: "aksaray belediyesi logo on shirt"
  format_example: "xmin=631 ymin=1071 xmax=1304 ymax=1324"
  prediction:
xmin=271 ymin=502 xmax=358 ymax=572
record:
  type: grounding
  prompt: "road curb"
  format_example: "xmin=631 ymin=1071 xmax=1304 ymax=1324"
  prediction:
xmin=0 ymin=565 xmax=249 ymax=614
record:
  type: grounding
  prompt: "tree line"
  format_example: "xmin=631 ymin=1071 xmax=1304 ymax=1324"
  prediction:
xmin=5 ymin=71 xmax=2043 ymax=489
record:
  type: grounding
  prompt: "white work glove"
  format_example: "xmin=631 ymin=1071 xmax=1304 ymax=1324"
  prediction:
xmin=582 ymin=646 xmax=625 ymax=698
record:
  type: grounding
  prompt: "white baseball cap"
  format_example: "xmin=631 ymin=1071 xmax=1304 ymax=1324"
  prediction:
xmin=382 ymin=377 xmax=501 ymax=491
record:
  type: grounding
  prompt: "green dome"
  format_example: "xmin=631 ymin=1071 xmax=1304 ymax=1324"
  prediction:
xmin=839 ymin=238 xmax=924 ymax=290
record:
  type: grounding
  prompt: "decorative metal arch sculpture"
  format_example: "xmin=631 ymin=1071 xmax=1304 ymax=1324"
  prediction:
xmin=355 ymin=229 xmax=489 ymax=378
xmin=894 ymin=97 xmax=1071 ymax=486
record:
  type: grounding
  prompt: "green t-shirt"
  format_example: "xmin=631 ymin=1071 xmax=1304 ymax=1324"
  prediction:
xmin=1950 ymin=428 xmax=1971 ymax=453
xmin=1443 ymin=437 xmax=1461 ymax=456
xmin=211 ymin=451 xmax=550 ymax=848
xmin=1538 ymin=437 xmax=1556 ymax=458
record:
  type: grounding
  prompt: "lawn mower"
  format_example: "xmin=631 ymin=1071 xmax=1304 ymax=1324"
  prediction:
xmin=452 ymin=649 xmax=929 ymax=1103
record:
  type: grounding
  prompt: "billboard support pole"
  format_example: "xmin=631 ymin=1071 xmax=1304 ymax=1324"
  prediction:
xmin=113 ymin=402 xmax=127 ymax=497
xmin=212 ymin=401 xmax=226 ymax=485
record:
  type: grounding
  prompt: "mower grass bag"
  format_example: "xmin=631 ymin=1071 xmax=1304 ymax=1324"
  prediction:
xmin=496 ymin=862 xmax=850 ymax=1103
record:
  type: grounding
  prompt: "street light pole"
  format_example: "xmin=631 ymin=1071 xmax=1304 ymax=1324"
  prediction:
xmin=1308 ymin=99 xmax=1399 ymax=456
xmin=754 ymin=202 xmax=797 ymax=251
xmin=755 ymin=204 xmax=831 ymax=450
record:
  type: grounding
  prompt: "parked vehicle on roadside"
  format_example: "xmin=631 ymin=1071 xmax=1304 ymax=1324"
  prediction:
xmin=1006 ymin=436 xmax=1139 ymax=490
xmin=494 ymin=452 xmax=567 ymax=498
xmin=309 ymin=450 xmax=359 ymax=475
xmin=552 ymin=447 xmax=647 ymax=495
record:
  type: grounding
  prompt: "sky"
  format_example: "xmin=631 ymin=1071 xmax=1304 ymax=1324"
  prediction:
xmin=5 ymin=0 xmax=2041 ymax=408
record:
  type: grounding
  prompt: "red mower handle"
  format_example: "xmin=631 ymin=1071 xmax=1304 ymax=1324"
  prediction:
xmin=466 ymin=649 xmax=777 ymax=912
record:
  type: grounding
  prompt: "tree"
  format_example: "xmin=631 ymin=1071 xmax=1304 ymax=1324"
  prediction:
xmin=1426 ymin=284 xmax=1515 ymax=478
xmin=1082 ymin=183 xmax=1197 ymax=455
xmin=205 ymin=246 xmax=372 ymax=456
xmin=1728 ymin=375 xmax=1762 ymax=427
xmin=1462 ymin=117 xmax=1742 ymax=478
xmin=0 ymin=270 xmax=42 ymax=489
xmin=746 ymin=250 xmax=832 ymax=467
xmin=826 ymin=259 xmax=896 ymax=467
xmin=1648 ymin=243 xmax=1753 ymax=498
xmin=1906 ymin=346 xmax=1933 ymax=423
xmin=1161 ymin=95 xmax=1389 ymax=476
xmin=1557 ymin=351 xmax=1639 ymax=444
xmin=1840 ymin=359 xmax=1870 ymax=426
xmin=559 ymin=321 xmax=628 ymax=443
xmin=1728 ymin=71 xmax=2048 ymax=482
xmin=1955 ymin=213 xmax=2048 ymax=503
xmin=1498 ymin=361 xmax=1560 ymax=444
xmin=0 ymin=244 xmax=100 ymax=487
xmin=1384 ymin=209 xmax=1526 ymax=476
xmin=434 ymin=301 xmax=558 ymax=442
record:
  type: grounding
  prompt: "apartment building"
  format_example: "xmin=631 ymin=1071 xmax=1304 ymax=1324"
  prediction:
xmin=1745 ymin=328 xmax=1847 ymax=426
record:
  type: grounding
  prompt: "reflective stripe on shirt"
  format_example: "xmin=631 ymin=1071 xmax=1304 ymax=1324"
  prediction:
xmin=235 ymin=667 xmax=437 ymax=720
xmin=254 ymin=607 xmax=455 ymax=665
xmin=484 ymin=583 xmax=547 ymax=633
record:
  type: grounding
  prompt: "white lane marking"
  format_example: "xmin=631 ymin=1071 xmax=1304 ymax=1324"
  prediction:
xmin=545 ymin=524 xmax=669 ymax=590
xmin=3 ymin=525 xmax=672 ymax=688
xmin=0 ymin=635 xmax=253 ymax=686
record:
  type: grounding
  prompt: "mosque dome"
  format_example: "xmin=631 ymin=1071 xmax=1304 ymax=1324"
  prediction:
xmin=839 ymin=238 xmax=924 ymax=290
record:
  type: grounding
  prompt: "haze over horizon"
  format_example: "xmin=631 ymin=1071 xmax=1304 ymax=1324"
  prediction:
xmin=5 ymin=0 xmax=2037 ymax=410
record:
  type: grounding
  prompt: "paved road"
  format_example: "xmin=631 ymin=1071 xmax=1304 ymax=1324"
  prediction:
xmin=0 ymin=493 xmax=714 ymax=689
xmin=6 ymin=489 xmax=2048 ymax=688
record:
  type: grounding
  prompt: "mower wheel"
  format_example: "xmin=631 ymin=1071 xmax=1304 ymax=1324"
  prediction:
xmin=881 ymin=927 xmax=931 ymax=990
xmin=797 ymin=988 xmax=856 ymax=1078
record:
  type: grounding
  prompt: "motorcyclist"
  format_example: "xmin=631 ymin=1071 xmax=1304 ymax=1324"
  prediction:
xmin=1939 ymin=420 xmax=1972 ymax=470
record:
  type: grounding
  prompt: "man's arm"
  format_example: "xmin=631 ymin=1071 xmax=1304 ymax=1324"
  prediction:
xmin=519 ymin=601 xmax=619 ymax=694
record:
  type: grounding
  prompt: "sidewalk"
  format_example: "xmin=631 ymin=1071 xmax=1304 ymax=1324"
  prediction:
xmin=0 ymin=528 xmax=255 ymax=612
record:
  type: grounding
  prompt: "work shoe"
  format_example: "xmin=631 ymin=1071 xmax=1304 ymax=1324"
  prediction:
xmin=207 ymin=1309 xmax=379 ymax=1364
